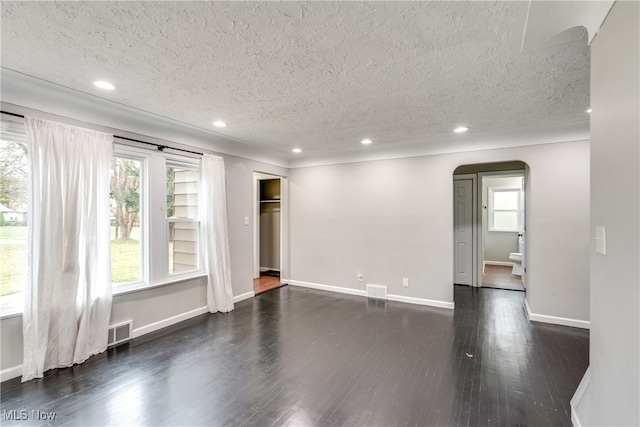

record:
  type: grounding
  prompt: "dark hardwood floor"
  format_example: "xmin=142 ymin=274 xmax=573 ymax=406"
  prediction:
xmin=1 ymin=285 xmax=589 ymax=426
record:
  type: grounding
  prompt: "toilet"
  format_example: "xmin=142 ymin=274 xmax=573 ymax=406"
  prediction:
xmin=509 ymin=234 xmax=524 ymax=276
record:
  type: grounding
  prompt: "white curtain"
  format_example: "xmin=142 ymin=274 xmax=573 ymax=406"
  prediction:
xmin=22 ymin=117 xmax=113 ymax=382
xmin=200 ymin=154 xmax=234 ymax=313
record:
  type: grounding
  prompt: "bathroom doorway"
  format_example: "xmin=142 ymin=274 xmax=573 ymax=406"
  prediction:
xmin=453 ymin=161 xmax=528 ymax=291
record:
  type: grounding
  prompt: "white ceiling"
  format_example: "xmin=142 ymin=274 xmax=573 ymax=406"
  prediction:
xmin=0 ymin=1 xmax=606 ymax=167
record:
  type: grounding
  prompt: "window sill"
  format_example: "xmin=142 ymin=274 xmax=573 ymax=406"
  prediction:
xmin=1 ymin=307 xmax=23 ymax=320
xmin=1 ymin=293 xmax=23 ymax=319
xmin=112 ymin=271 xmax=207 ymax=297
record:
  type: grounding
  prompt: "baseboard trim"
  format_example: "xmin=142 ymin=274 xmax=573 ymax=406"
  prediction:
xmin=132 ymin=306 xmax=209 ymax=339
xmin=288 ymin=280 xmax=366 ymax=297
xmin=1 ymin=364 xmax=23 ymax=382
xmin=524 ymin=298 xmax=590 ymax=329
xmin=570 ymin=367 xmax=591 ymax=427
xmin=233 ymin=291 xmax=255 ymax=303
xmin=483 ymin=261 xmax=514 ymax=267
xmin=387 ymin=293 xmax=455 ymax=310
xmin=288 ymin=280 xmax=454 ymax=310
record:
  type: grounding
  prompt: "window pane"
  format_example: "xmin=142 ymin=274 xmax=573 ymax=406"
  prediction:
xmin=0 ymin=121 xmax=29 ymax=309
xmin=167 ymin=166 xmax=198 ymax=218
xmin=167 ymin=165 xmax=199 ymax=275
xmin=493 ymin=190 xmax=519 ymax=210
xmin=493 ymin=211 xmax=518 ymax=231
xmin=169 ymin=221 xmax=199 ymax=274
xmin=110 ymin=157 xmax=142 ymax=283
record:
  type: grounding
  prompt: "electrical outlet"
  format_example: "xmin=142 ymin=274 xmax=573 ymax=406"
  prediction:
xmin=358 ymin=272 xmax=364 ymax=282
xmin=402 ymin=278 xmax=409 ymax=287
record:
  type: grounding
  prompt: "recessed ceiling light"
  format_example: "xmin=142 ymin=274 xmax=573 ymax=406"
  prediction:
xmin=454 ymin=126 xmax=469 ymax=133
xmin=93 ymin=80 xmax=116 ymax=90
xmin=292 ymin=148 xmax=302 ymax=153
xmin=586 ymin=108 xmax=592 ymax=113
xmin=361 ymin=139 xmax=373 ymax=145
xmin=213 ymin=121 xmax=227 ymax=128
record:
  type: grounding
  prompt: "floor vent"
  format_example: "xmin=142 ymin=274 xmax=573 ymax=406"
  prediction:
xmin=366 ymin=284 xmax=388 ymax=300
xmin=107 ymin=321 xmax=133 ymax=346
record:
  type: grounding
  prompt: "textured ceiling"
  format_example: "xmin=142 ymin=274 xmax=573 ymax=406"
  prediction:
xmin=1 ymin=1 xmax=592 ymax=163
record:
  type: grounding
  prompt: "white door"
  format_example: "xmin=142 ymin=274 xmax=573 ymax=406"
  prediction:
xmin=454 ymin=179 xmax=473 ymax=285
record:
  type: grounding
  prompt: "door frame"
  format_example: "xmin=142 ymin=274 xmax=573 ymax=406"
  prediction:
xmin=253 ymin=172 xmax=288 ymax=281
xmin=453 ymin=174 xmax=478 ymax=287
xmin=477 ymin=169 xmax=526 ymax=288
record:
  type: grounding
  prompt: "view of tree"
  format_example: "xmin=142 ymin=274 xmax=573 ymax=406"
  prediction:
xmin=110 ymin=158 xmax=140 ymax=239
xmin=166 ymin=166 xmax=175 ymax=217
xmin=0 ymin=138 xmax=29 ymax=217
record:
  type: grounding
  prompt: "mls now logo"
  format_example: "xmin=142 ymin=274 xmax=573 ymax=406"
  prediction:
xmin=3 ymin=409 xmax=56 ymax=421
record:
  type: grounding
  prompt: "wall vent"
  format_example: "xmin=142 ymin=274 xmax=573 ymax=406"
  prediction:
xmin=366 ymin=284 xmax=388 ymax=300
xmin=107 ymin=321 xmax=133 ymax=346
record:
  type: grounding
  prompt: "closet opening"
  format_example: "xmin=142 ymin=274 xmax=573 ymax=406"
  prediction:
xmin=253 ymin=172 xmax=286 ymax=295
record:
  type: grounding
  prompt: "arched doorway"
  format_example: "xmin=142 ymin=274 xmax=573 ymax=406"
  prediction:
xmin=453 ymin=161 xmax=528 ymax=291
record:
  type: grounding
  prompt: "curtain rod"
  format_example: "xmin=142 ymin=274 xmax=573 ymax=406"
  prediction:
xmin=1 ymin=110 xmax=203 ymax=156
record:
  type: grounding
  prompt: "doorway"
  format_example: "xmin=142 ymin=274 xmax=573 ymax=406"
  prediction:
xmin=453 ymin=161 xmax=528 ymax=292
xmin=253 ymin=172 xmax=286 ymax=294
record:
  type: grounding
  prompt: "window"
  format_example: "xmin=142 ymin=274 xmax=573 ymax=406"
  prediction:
xmin=111 ymin=145 xmax=202 ymax=291
xmin=110 ymin=156 xmax=143 ymax=284
xmin=489 ymin=187 xmax=522 ymax=232
xmin=0 ymin=120 xmax=29 ymax=313
xmin=167 ymin=164 xmax=200 ymax=275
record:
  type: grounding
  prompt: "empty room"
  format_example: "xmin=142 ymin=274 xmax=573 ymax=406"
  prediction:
xmin=1 ymin=1 xmax=638 ymax=426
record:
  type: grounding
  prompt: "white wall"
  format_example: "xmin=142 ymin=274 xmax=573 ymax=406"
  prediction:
xmin=573 ymin=1 xmax=640 ymax=425
xmin=290 ymin=140 xmax=590 ymax=324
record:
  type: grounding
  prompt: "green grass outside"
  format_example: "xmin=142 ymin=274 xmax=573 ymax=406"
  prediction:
xmin=0 ymin=226 xmax=144 ymax=296
xmin=0 ymin=242 xmax=27 ymax=297
xmin=0 ymin=225 xmax=27 ymax=240
xmin=111 ymin=238 xmax=141 ymax=283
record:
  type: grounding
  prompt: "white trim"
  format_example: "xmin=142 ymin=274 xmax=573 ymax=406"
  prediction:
xmin=1 ymin=364 xmax=23 ymax=382
xmin=288 ymin=280 xmax=454 ymax=310
xmin=483 ymin=261 xmax=514 ymax=267
xmin=571 ymin=367 xmax=591 ymax=427
xmin=525 ymin=298 xmax=590 ymax=329
xmin=132 ymin=306 xmax=208 ymax=338
xmin=233 ymin=291 xmax=255 ymax=303
xmin=288 ymin=280 xmax=366 ymax=297
xmin=259 ymin=267 xmax=280 ymax=273
xmin=387 ymin=293 xmax=455 ymax=310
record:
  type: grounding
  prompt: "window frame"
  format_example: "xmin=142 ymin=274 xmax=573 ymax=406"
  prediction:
xmin=111 ymin=144 xmax=204 ymax=295
xmin=488 ymin=186 xmax=522 ymax=232
xmin=166 ymin=160 xmax=202 ymax=278
xmin=0 ymin=118 xmax=29 ymax=317
xmin=110 ymin=147 xmax=148 ymax=289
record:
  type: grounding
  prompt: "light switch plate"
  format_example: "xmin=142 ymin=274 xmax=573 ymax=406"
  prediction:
xmin=595 ymin=226 xmax=606 ymax=255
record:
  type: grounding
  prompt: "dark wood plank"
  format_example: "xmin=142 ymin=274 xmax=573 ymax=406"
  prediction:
xmin=1 ymin=285 xmax=588 ymax=426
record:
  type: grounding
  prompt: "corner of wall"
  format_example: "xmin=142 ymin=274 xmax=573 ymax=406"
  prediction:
xmin=571 ymin=366 xmax=591 ymax=427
